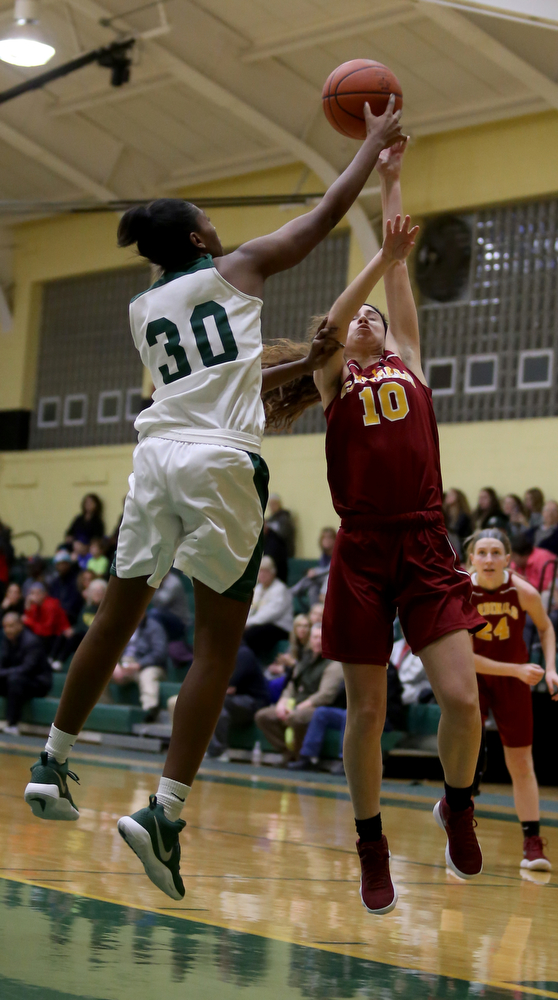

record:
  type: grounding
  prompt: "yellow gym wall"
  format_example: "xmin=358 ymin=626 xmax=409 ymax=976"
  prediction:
xmin=1 ymin=109 xmax=558 ymax=556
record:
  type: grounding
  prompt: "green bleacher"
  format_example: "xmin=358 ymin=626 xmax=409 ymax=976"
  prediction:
xmin=0 ymin=558 xmax=441 ymax=759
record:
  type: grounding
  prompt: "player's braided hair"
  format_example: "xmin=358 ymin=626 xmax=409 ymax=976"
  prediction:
xmin=117 ymin=199 xmax=202 ymax=270
xmin=465 ymin=527 xmax=511 ymax=561
xmin=262 ymin=316 xmax=324 ymax=432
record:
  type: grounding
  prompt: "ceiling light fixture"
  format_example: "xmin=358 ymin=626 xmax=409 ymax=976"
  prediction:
xmin=0 ymin=0 xmax=55 ymax=67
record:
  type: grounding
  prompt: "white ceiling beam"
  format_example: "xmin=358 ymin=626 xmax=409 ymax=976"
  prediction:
xmin=419 ymin=0 xmax=558 ymax=29
xmin=417 ymin=0 xmax=558 ymax=109
xmin=408 ymin=93 xmax=545 ymax=134
xmin=242 ymin=5 xmax=419 ymax=62
xmin=64 ymin=0 xmax=380 ymax=259
xmin=48 ymin=73 xmax=173 ymax=117
xmin=164 ymin=150 xmax=297 ymax=189
xmin=0 ymin=120 xmax=117 ymax=200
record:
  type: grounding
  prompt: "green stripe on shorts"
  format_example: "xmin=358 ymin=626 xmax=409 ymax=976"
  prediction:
xmin=222 ymin=453 xmax=269 ymax=603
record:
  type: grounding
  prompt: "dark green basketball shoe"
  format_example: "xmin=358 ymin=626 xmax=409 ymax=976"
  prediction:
xmin=117 ymin=795 xmax=186 ymax=900
xmin=24 ymin=751 xmax=80 ymax=821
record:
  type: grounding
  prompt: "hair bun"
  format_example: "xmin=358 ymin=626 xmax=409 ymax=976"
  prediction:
xmin=117 ymin=204 xmax=152 ymax=248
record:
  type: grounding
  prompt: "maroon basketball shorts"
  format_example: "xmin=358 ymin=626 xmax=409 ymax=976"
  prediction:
xmin=477 ymin=675 xmax=533 ymax=747
xmin=322 ymin=512 xmax=485 ymax=665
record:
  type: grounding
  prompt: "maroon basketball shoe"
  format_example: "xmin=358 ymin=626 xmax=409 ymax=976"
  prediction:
xmin=521 ymin=836 xmax=551 ymax=871
xmin=357 ymin=836 xmax=398 ymax=915
xmin=433 ymin=797 xmax=483 ymax=879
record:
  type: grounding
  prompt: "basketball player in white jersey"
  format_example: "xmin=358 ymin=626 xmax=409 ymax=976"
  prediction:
xmin=23 ymin=98 xmax=405 ymax=900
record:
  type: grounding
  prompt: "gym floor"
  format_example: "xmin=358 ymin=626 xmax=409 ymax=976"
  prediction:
xmin=1 ymin=736 xmax=558 ymax=1000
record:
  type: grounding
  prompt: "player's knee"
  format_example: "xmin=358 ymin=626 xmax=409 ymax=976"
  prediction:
xmin=440 ymin=684 xmax=479 ymax=726
xmin=347 ymin=700 xmax=385 ymax=735
xmin=507 ymin=750 xmax=534 ymax=779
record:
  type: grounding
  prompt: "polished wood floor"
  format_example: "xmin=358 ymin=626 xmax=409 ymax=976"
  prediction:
xmin=1 ymin=739 xmax=558 ymax=1000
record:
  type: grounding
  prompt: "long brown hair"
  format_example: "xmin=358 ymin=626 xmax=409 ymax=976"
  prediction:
xmin=262 ymin=316 xmax=325 ymax=432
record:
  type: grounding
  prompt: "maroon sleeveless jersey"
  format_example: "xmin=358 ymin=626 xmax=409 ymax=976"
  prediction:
xmin=325 ymin=353 xmax=443 ymax=518
xmin=471 ymin=572 xmax=528 ymax=663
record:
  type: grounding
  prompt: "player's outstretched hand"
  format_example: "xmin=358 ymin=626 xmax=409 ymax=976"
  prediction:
xmin=544 ymin=667 xmax=558 ymax=700
xmin=516 ymin=662 xmax=545 ymax=686
xmin=303 ymin=317 xmax=344 ymax=373
xmin=377 ymin=138 xmax=408 ymax=181
xmin=382 ymin=214 xmax=419 ymax=263
xmin=364 ymin=95 xmax=406 ymax=150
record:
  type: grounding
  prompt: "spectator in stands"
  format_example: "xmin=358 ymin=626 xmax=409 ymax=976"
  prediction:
xmin=22 ymin=556 xmax=48 ymax=598
xmin=65 ymin=493 xmax=105 ymax=547
xmin=309 ymin=602 xmax=324 ymax=625
xmin=77 ymin=569 xmax=94 ymax=596
xmin=149 ymin=570 xmax=191 ymax=635
xmin=472 ymin=487 xmax=508 ymax=532
xmin=502 ymin=494 xmax=529 ymax=543
xmin=86 ymin=538 xmax=109 ymax=578
xmin=288 ymin=679 xmax=347 ymax=772
xmin=47 ymin=579 xmax=109 ymax=672
xmin=1 ymin=582 xmax=24 ymax=616
xmin=510 ymin=534 xmax=557 ymax=592
xmin=278 ymin=613 xmax=311 ymax=669
xmin=0 ymin=612 xmax=51 ymax=735
xmin=0 ymin=518 xmax=14 ymax=592
xmin=48 ymin=550 xmax=83 ymax=625
xmin=206 ymin=642 xmax=270 ymax=759
xmin=73 ymin=579 xmax=107 ymax=639
xmin=265 ymin=614 xmax=311 ymax=703
xmin=524 ymin=488 xmax=545 ymax=531
xmin=112 ymin=614 xmax=168 ymax=723
xmin=244 ymin=556 xmax=293 ymax=660
xmin=22 ymin=583 xmax=71 ymax=660
xmin=443 ymin=489 xmax=472 ymax=560
xmin=255 ymin=623 xmax=343 ymax=758
xmin=266 ymin=494 xmax=295 ymax=557
xmin=393 ymin=637 xmax=434 ymax=705
xmin=263 ymin=494 xmax=295 ymax=583
xmin=534 ymin=500 xmax=558 ymax=556
xmin=290 ymin=527 xmax=337 ymax=609
xmin=71 ymin=539 xmax=90 ymax=570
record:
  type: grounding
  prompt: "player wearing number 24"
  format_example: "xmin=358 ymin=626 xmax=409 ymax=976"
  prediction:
xmin=264 ymin=140 xmax=487 ymax=915
xmin=469 ymin=528 xmax=557 ymax=871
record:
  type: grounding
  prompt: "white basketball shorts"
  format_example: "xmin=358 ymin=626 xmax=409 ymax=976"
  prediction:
xmin=113 ymin=437 xmax=269 ymax=600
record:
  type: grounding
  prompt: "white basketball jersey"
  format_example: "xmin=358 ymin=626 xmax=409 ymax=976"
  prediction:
xmin=130 ymin=255 xmax=265 ymax=453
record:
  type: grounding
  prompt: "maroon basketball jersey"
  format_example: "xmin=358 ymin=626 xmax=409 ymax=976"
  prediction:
xmin=325 ymin=353 xmax=443 ymax=517
xmin=471 ymin=572 xmax=528 ymax=663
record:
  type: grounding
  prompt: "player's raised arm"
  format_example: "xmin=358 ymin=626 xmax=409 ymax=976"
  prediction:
xmin=377 ymin=141 xmax=425 ymax=384
xmin=220 ymin=98 xmax=405 ymax=289
xmin=314 ymin=215 xmax=418 ymax=406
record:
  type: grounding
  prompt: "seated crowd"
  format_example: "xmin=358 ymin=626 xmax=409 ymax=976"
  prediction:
xmin=0 ymin=485 xmax=556 ymax=767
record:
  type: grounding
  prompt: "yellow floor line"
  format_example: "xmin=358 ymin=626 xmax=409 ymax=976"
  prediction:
xmin=1 ymin=872 xmax=555 ymax=998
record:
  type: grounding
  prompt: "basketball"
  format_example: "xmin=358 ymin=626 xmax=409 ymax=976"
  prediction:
xmin=322 ymin=59 xmax=403 ymax=140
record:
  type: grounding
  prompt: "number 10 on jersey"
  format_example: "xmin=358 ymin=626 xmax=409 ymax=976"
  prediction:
xmin=359 ymin=382 xmax=409 ymax=427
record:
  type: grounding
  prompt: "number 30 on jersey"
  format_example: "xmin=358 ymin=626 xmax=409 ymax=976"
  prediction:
xmin=359 ymin=382 xmax=409 ymax=427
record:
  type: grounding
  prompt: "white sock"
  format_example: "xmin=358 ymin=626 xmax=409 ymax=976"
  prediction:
xmin=45 ymin=725 xmax=77 ymax=764
xmin=156 ymin=776 xmax=191 ymax=822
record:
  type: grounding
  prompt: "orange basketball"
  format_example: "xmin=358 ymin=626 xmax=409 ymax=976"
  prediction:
xmin=322 ymin=59 xmax=403 ymax=140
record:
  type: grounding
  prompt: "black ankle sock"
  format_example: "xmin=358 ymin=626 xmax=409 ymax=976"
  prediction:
xmin=355 ymin=813 xmax=382 ymax=842
xmin=444 ymin=782 xmax=473 ymax=812
xmin=521 ymin=820 xmax=540 ymax=838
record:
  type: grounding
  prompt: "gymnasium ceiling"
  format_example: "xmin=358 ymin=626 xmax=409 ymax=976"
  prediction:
xmin=0 ymin=0 xmax=556 ymax=289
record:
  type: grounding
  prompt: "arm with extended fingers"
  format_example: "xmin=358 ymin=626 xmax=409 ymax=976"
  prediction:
xmin=313 ymin=215 xmax=418 ymax=404
xmin=220 ymin=97 xmax=406 ymax=290
xmin=377 ymin=141 xmax=425 ymax=383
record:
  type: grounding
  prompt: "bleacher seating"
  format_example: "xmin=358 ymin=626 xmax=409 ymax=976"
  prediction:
xmin=0 ymin=557 xmax=442 ymax=761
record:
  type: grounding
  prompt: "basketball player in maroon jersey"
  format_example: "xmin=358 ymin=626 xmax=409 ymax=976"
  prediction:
xmin=469 ymin=528 xmax=558 ymax=870
xmin=310 ymin=140 xmax=486 ymax=914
